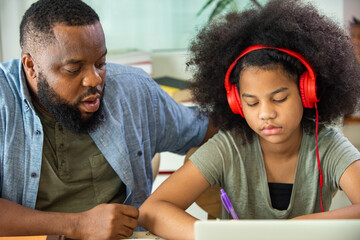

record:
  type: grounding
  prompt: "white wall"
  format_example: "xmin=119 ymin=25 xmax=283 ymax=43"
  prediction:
xmin=0 ymin=0 xmax=34 ymax=62
xmin=0 ymin=0 xmax=357 ymax=63
xmin=0 ymin=17 xmax=2 ymax=61
xmin=307 ymin=0 xmax=343 ymax=25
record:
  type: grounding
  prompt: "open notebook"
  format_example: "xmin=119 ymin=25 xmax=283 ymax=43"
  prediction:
xmin=194 ymin=219 xmax=360 ymax=240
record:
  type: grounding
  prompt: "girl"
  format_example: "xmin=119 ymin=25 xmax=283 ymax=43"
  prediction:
xmin=139 ymin=0 xmax=360 ymax=239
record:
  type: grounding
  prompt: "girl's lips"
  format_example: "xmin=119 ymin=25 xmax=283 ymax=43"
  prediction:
xmin=261 ymin=125 xmax=282 ymax=135
xmin=80 ymin=97 xmax=100 ymax=113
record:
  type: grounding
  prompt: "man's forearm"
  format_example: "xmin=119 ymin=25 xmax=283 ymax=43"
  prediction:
xmin=0 ymin=198 xmax=139 ymax=239
xmin=0 ymin=198 xmax=78 ymax=237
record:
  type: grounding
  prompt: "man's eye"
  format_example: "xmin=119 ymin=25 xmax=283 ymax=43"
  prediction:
xmin=65 ymin=68 xmax=80 ymax=74
xmin=96 ymin=62 xmax=106 ymax=69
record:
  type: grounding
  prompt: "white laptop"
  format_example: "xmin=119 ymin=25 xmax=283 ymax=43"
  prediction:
xmin=194 ymin=219 xmax=360 ymax=240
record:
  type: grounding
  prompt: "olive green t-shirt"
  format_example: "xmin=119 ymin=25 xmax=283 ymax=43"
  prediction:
xmin=190 ymin=128 xmax=360 ymax=219
xmin=34 ymin=103 xmax=126 ymax=212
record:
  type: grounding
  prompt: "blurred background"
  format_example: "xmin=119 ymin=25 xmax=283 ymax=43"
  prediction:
xmin=0 ymin=0 xmax=359 ymax=218
xmin=0 ymin=0 xmax=359 ymax=80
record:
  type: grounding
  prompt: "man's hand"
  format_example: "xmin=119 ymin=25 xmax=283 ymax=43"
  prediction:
xmin=0 ymin=198 xmax=139 ymax=239
xmin=75 ymin=203 xmax=139 ymax=240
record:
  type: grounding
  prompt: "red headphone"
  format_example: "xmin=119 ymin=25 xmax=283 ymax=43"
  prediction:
xmin=224 ymin=45 xmax=324 ymax=212
xmin=225 ymin=45 xmax=318 ymax=117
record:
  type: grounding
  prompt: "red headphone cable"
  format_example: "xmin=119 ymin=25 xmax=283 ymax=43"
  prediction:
xmin=314 ymin=103 xmax=324 ymax=212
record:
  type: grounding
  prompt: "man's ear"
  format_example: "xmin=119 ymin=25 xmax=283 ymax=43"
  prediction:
xmin=22 ymin=53 xmax=36 ymax=79
xmin=22 ymin=53 xmax=39 ymax=95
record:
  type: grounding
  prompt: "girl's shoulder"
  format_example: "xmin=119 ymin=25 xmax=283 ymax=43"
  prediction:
xmin=210 ymin=129 xmax=255 ymax=146
xmin=303 ymin=126 xmax=359 ymax=160
xmin=315 ymin=126 xmax=346 ymax=143
xmin=203 ymin=129 xmax=258 ymax=159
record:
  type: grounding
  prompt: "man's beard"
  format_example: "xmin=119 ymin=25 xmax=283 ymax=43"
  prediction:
xmin=37 ymin=73 xmax=106 ymax=134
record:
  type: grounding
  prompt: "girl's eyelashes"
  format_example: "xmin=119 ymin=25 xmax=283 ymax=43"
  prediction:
xmin=247 ymin=102 xmax=259 ymax=107
xmin=273 ymin=96 xmax=288 ymax=103
xmin=245 ymin=96 xmax=288 ymax=107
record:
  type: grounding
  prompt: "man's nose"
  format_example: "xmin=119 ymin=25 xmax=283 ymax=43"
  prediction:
xmin=82 ymin=66 xmax=103 ymax=87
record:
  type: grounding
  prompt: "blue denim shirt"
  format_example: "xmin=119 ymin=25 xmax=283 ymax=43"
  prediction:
xmin=0 ymin=59 xmax=208 ymax=209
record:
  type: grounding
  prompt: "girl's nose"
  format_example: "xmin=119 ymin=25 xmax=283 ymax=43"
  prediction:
xmin=258 ymin=102 xmax=276 ymax=120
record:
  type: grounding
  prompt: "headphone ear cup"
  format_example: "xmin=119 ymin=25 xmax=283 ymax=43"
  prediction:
xmin=227 ymin=85 xmax=244 ymax=117
xmin=299 ymin=71 xmax=317 ymax=108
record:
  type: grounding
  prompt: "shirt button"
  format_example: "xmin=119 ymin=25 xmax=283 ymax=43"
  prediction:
xmin=137 ymin=151 xmax=142 ymax=156
xmin=31 ymin=172 xmax=37 ymax=178
xmin=35 ymin=130 xmax=41 ymax=135
xmin=59 ymin=143 xmax=64 ymax=150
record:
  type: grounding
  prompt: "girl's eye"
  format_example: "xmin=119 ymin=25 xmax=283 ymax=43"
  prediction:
xmin=273 ymin=96 xmax=288 ymax=103
xmin=246 ymin=102 xmax=258 ymax=107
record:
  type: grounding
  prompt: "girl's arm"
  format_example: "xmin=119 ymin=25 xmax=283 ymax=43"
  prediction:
xmin=295 ymin=159 xmax=360 ymax=219
xmin=139 ymin=160 xmax=211 ymax=240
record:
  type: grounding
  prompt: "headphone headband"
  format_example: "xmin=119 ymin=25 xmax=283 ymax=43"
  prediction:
xmin=225 ymin=45 xmax=319 ymax=116
xmin=225 ymin=45 xmax=317 ymax=91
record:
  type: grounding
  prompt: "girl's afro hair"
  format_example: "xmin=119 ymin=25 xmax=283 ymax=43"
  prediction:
xmin=188 ymin=0 xmax=360 ymax=143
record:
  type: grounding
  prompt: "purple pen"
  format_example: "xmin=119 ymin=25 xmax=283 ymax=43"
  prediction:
xmin=220 ymin=188 xmax=239 ymax=220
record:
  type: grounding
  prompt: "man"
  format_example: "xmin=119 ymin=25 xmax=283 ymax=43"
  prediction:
xmin=0 ymin=0 xmax=216 ymax=239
